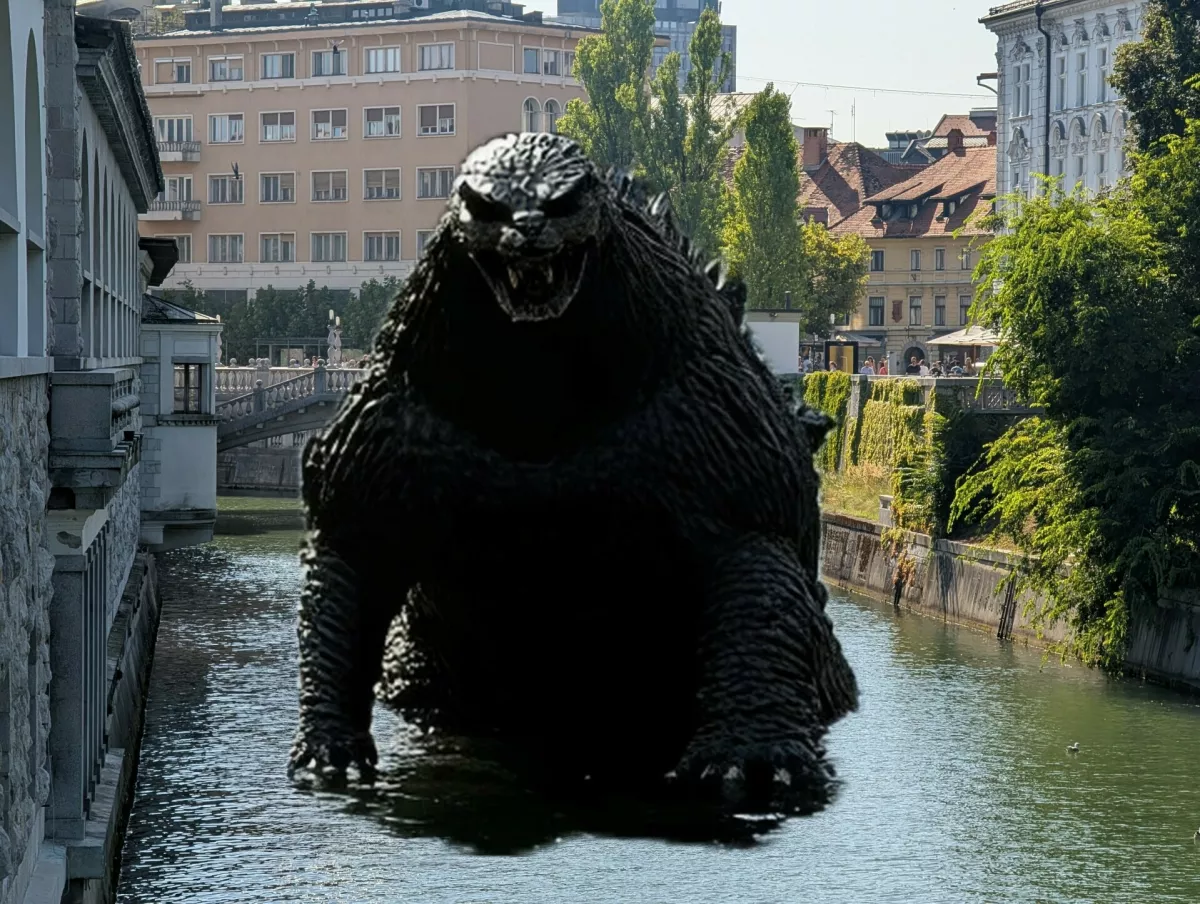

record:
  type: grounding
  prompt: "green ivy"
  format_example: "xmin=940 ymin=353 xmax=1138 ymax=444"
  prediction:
xmin=803 ymin=371 xmax=852 ymax=472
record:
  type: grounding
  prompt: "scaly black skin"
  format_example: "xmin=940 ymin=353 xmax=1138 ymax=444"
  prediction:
xmin=290 ymin=132 xmax=859 ymax=811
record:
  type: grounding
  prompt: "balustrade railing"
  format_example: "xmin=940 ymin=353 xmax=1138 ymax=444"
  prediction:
xmin=216 ymin=365 xmax=366 ymax=425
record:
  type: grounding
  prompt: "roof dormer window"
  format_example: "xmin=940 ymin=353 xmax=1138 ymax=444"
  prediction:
xmin=881 ymin=203 xmax=892 ymax=219
xmin=909 ymin=203 xmax=919 ymax=218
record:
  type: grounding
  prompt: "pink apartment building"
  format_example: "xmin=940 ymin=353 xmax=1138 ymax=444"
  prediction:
xmin=135 ymin=5 xmax=590 ymax=297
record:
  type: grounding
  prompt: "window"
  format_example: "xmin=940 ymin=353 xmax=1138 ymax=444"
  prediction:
xmin=1097 ymin=48 xmax=1108 ymax=103
xmin=158 ymin=175 xmax=193 ymax=202
xmin=416 ymin=230 xmax=435 ymax=257
xmin=418 ymin=43 xmax=453 ymax=71
xmin=1056 ymin=57 xmax=1066 ymax=111
xmin=209 ymin=56 xmax=243 ymax=82
xmin=418 ymin=104 xmax=455 ymax=136
xmin=1021 ymin=63 xmax=1030 ymax=116
xmin=868 ymin=296 xmax=885 ymax=326
xmin=934 ymin=296 xmax=946 ymax=326
xmin=523 ymin=98 xmax=541 ymax=132
xmin=312 ymin=109 xmax=348 ymax=140
xmin=1011 ymin=64 xmax=1030 ymax=116
xmin=208 ymin=174 xmax=243 ymax=204
xmin=961 ymin=249 xmax=972 ymax=271
xmin=157 ymin=234 xmax=191 ymax=264
xmin=959 ymin=294 xmax=972 ymax=326
xmin=523 ymin=47 xmax=539 ymax=74
xmin=544 ymin=99 xmax=560 ymax=133
xmin=261 ymin=52 xmax=295 ymax=79
xmin=909 ymin=296 xmax=922 ymax=326
xmin=935 ymin=248 xmax=945 ymax=271
xmin=540 ymin=49 xmax=574 ymax=77
xmin=155 ymin=116 xmax=192 ymax=143
xmin=260 ymin=172 xmax=295 ymax=203
xmin=260 ymin=233 xmax=295 ymax=263
xmin=312 ymin=171 xmax=348 ymax=201
xmin=209 ymin=113 xmax=244 ymax=143
xmin=417 ymin=167 xmax=454 ymax=199
xmin=1076 ymin=52 xmax=1087 ymax=107
xmin=364 ymin=231 xmax=401 ymax=262
xmin=173 ymin=364 xmax=206 ymax=414
xmin=364 ymin=106 xmax=401 ymax=138
xmin=910 ymin=249 xmax=921 ymax=271
xmin=1055 ymin=157 xmax=1066 ymax=179
xmin=870 ymin=250 xmax=885 ymax=272
xmin=1075 ymin=154 xmax=1086 ymax=186
xmin=155 ymin=59 xmax=191 ymax=84
xmin=208 ymin=234 xmax=244 ymax=263
xmin=312 ymin=49 xmax=347 ymax=77
xmin=366 ymin=47 xmax=401 ymax=74
xmin=364 ymin=168 xmax=401 ymax=199
xmin=261 ymin=111 xmax=296 ymax=142
xmin=1098 ymin=152 xmax=1108 ymax=190
xmin=311 ymin=232 xmax=348 ymax=262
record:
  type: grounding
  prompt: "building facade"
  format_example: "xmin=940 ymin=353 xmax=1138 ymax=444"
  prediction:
xmin=982 ymin=0 xmax=1146 ymax=198
xmin=133 ymin=5 xmax=589 ymax=297
xmin=555 ymin=0 xmax=736 ymax=92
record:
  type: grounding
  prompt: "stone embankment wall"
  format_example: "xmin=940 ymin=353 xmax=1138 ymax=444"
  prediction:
xmin=821 ymin=513 xmax=1200 ymax=693
xmin=0 ymin=376 xmax=56 ymax=904
xmin=218 ymin=447 xmax=303 ymax=495
xmin=820 ymin=512 xmax=1066 ymax=644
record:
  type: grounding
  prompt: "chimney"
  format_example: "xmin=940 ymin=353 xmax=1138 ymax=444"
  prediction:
xmin=986 ymin=130 xmax=997 ymax=147
xmin=802 ymin=127 xmax=829 ymax=172
xmin=210 ymin=0 xmax=224 ymax=31
xmin=946 ymin=128 xmax=964 ymax=154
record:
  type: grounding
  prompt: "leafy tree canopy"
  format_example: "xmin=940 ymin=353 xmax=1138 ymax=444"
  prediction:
xmin=797 ymin=220 xmax=871 ymax=336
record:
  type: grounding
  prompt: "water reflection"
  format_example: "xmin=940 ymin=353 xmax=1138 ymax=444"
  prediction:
xmin=117 ymin=497 xmax=1200 ymax=904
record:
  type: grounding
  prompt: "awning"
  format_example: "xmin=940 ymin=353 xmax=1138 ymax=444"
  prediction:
xmin=926 ymin=326 xmax=1002 ymax=347
xmin=828 ymin=331 xmax=884 ymax=347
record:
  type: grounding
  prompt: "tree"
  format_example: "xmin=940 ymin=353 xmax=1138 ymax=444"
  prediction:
xmin=720 ymin=85 xmax=804 ymax=310
xmin=342 ymin=276 xmax=402 ymax=350
xmin=641 ymin=8 xmax=734 ymax=255
xmin=797 ymin=219 xmax=870 ymax=336
xmin=556 ymin=0 xmax=655 ymax=171
xmin=1111 ymin=1 xmax=1200 ymax=153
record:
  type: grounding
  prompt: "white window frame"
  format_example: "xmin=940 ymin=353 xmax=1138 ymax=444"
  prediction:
xmin=934 ymin=248 xmax=945 ymax=271
xmin=155 ymin=234 xmax=192 ymax=264
xmin=259 ymin=110 xmax=296 ymax=143
xmin=154 ymin=57 xmax=192 ymax=85
xmin=208 ymin=55 xmax=244 ymax=83
xmin=416 ymin=229 xmax=435 ymax=257
xmin=363 ymin=230 xmax=402 ymax=262
xmin=868 ymin=296 xmax=885 ymax=327
xmin=417 ymin=42 xmax=455 ymax=71
xmin=522 ymin=46 xmax=540 ymax=74
xmin=207 ymin=173 xmax=244 ymax=205
xmin=365 ymin=46 xmax=402 ymax=74
xmin=363 ymin=168 xmax=402 ymax=200
xmin=311 ymin=170 xmax=349 ymax=202
xmin=417 ymin=103 xmax=456 ymax=137
xmin=259 ymin=232 xmax=296 ymax=263
xmin=310 ymin=231 xmax=348 ymax=263
xmin=154 ymin=115 xmax=193 ymax=143
xmin=416 ymin=167 xmax=455 ymax=200
xmin=543 ymin=98 xmax=561 ymax=134
xmin=908 ymin=296 xmax=923 ymax=326
xmin=259 ymin=172 xmax=296 ymax=204
xmin=363 ymin=105 xmax=402 ymax=139
xmin=311 ymin=108 xmax=349 ymax=141
xmin=523 ymin=97 xmax=541 ymax=132
xmin=260 ymin=52 xmax=295 ymax=80
xmin=208 ymin=113 xmax=245 ymax=144
xmin=311 ymin=49 xmax=347 ymax=77
xmin=159 ymin=175 xmax=193 ymax=202
xmin=910 ymin=249 xmax=921 ymax=271
xmin=207 ymin=233 xmax=244 ymax=264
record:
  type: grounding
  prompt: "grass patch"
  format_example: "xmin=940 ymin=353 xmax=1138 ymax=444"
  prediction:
xmin=818 ymin=464 xmax=891 ymax=522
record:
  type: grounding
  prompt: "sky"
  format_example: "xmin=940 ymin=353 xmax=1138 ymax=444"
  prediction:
xmin=521 ymin=0 xmax=1005 ymax=146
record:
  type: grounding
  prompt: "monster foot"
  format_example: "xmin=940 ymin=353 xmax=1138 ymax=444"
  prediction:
xmin=671 ymin=734 xmax=835 ymax=814
xmin=288 ymin=721 xmax=379 ymax=783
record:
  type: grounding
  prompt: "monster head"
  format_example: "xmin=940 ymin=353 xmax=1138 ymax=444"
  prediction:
xmin=446 ymin=132 xmax=606 ymax=323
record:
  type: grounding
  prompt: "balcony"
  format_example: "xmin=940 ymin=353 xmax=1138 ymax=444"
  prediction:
xmin=157 ymin=139 xmax=201 ymax=162
xmin=142 ymin=199 xmax=201 ymax=222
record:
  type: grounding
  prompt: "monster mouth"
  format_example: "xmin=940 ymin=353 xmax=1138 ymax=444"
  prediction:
xmin=469 ymin=247 xmax=590 ymax=322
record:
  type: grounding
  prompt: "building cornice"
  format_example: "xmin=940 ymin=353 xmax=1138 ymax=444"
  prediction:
xmin=983 ymin=0 xmax=1147 ymax=31
xmin=76 ymin=15 xmax=164 ymax=209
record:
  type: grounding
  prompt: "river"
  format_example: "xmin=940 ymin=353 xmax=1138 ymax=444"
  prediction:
xmin=116 ymin=496 xmax=1200 ymax=904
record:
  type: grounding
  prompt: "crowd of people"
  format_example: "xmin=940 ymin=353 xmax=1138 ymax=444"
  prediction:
xmin=800 ymin=353 xmax=984 ymax=377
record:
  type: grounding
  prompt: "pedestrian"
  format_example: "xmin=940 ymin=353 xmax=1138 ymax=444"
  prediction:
xmin=877 ymin=358 xmax=888 ymax=376
xmin=905 ymin=355 xmax=921 ymax=375
xmin=859 ymin=356 xmax=875 ymax=376
xmin=919 ymin=358 xmax=930 ymax=377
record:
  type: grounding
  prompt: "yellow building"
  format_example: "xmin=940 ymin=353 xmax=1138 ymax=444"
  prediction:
xmin=799 ymin=127 xmax=997 ymax=372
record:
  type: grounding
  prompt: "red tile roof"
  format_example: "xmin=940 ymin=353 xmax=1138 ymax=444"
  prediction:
xmin=797 ymin=142 xmax=925 ymax=227
xmin=832 ymin=145 xmax=997 ymax=239
xmin=932 ymin=113 xmax=993 ymax=138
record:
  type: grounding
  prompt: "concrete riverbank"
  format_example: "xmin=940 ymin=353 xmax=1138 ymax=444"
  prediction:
xmin=820 ymin=512 xmax=1200 ymax=693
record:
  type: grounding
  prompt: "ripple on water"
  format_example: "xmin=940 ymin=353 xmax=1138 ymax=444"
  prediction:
xmin=117 ymin=501 xmax=1200 ymax=904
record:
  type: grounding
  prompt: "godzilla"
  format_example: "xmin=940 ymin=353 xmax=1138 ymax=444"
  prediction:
xmin=290 ymin=132 xmax=859 ymax=812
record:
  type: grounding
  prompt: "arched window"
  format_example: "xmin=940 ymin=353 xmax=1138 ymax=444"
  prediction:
xmin=523 ymin=97 xmax=540 ymax=133
xmin=543 ymin=99 xmax=560 ymax=134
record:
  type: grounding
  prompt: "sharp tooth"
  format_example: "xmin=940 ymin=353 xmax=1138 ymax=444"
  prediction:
xmin=544 ymin=263 xmax=554 ymax=283
xmin=508 ymin=267 xmax=520 ymax=288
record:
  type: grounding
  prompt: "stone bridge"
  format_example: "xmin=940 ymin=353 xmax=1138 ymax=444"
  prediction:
xmin=215 ymin=366 xmax=366 ymax=452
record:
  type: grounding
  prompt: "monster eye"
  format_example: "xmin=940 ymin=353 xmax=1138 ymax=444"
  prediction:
xmin=461 ymin=184 xmax=511 ymax=224
xmin=542 ymin=182 xmax=586 ymax=219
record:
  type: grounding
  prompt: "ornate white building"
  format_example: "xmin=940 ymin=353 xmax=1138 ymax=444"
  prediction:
xmin=982 ymin=0 xmax=1147 ymax=198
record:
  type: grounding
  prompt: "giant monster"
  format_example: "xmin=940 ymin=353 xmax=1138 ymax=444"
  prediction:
xmin=290 ymin=132 xmax=859 ymax=811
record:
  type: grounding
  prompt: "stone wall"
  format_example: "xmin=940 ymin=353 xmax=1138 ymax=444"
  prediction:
xmin=105 ymin=463 xmax=141 ymax=628
xmin=0 ymin=376 xmax=55 ymax=903
xmin=217 ymin=447 xmax=302 ymax=494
